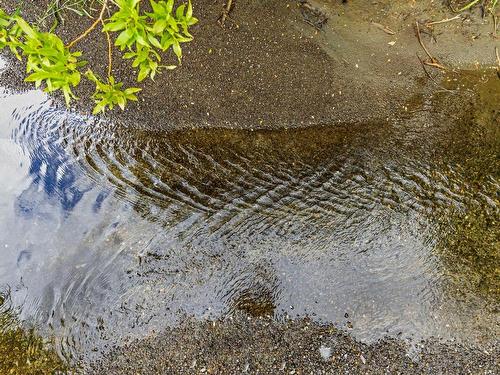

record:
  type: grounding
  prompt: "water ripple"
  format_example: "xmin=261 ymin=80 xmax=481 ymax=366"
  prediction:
xmin=0 ymin=76 xmax=498 ymax=362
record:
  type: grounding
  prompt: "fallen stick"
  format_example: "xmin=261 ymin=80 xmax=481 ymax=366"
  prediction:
xmin=371 ymin=21 xmax=395 ymax=35
xmin=219 ymin=0 xmax=234 ymax=27
xmin=425 ymin=15 xmax=461 ymax=27
xmin=415 ymin=22 xmax=447 ymax=70
xmin=416 ymin=53 xmax=432 ymax=79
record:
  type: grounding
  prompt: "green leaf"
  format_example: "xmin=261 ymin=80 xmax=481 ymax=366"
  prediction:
xmin=138 ymin=65 xmax=150 ymax=81
xmin=14 ymin=17 xmax=37 ymax=39
xmin=186 ymin=16 xmax=198 ymax=26
xmin=152 ymin=19 xmax=167 ymax=34
xmin=115 ymin=29 xmax=134 ymax=48
xmin=103 ymin=20 xmax=128 ymax=32
xmin=166 ymin=16 xmax=179 ymax=32
xmin=136 ymin=32 xmax=149 ymax=46
xmin=166 ymin=0 xmax=174 ymax=13
xmin=124 ymin=87 xmax=141 ymax=94
xmin=147 ymin=33 xmax=162 ymax=49
xmin=172 ymin=41 xmax=182 ymax=61
xmin=85 ymin=70 xmax=98 ymax=82
xmin=187 ymin=0 xmax=193 ymax=19
xmin=176 ymin=4 xmax=186 ymax=19
xmin=150 ymin=0 xmax=162 ymax=14
xmin=62 ymin=86 xmax=73 ymax=106
xmin=93 ymin=102 xmax=106 ymax=114
xmin=117 ymin=95 xmax=126 ymax=110
xmin=123 ymin=51 xmax=137 ymax=59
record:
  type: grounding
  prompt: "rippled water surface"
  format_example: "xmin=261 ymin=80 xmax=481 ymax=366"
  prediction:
xmin=0 ymin=71 xmax=498 ymax=363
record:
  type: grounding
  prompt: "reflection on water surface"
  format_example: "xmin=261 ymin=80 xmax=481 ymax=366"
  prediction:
xmin=0 ymin=71 xmax=498 ymax=363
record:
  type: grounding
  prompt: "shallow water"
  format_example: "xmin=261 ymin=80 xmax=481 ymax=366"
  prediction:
xmin=0 ymin=70 xmax=498 ymax=363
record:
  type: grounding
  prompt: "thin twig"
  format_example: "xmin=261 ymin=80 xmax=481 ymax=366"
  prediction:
xmin=425 ymin=15 xmax=461 ymax=27
xmin=66 ymin=0 xmax=108 ymax=49
xmin=102 ymin=19 xmax=112 ymax=77
xmin=449 ymin=0 xmax=481 ymax=13
xmin=416 ymin=53 xmax=432 ymax=79
xmin=415 ymin=21 xmax=447 ymax=70
xmin=416 ymin=22 xmax=434 ymax=60
xmin=496 ymin=47 xmax=500 ymax=78
xmin=371 ymin=21 xmax=396 ymax=35
xmin=416 ymin=53 xmax=456 ymax=93
xmin=219 ymin=0 xmax=234 ymax=27
xmin=424 ymin=61 xmax=448 ymax=70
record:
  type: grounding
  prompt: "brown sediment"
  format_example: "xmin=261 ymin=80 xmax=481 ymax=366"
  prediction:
xmin=0 ymin=291 xmax=67 ymax=375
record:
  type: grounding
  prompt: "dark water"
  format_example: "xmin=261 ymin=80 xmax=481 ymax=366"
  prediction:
xmin=0 ymin=69 xmax=498 ymax=363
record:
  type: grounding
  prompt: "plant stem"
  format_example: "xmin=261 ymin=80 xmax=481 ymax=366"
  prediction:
xmin=425 ymin=15 xmax=461 ymax=27
xmin=219 ymin=0 xmax=233 ymax=26
xmin=450 ymin=0 xmax=480 ymax=12
xmin=66 ymin=0 xmax=108 ymax=49
xmin=102 ymin=19 xmax=112 ymax=77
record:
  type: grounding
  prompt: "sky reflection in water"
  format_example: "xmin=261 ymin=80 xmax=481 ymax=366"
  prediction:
xmin=0 ymin=74 xmax=498 ymax=362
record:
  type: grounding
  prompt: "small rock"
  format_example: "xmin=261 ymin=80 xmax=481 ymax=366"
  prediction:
xmin=319 ymin=345 xmax=332 ymax=361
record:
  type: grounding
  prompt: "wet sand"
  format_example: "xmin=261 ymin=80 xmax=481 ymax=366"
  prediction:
xmin=88 ymin=314 xmax=499 ymax=375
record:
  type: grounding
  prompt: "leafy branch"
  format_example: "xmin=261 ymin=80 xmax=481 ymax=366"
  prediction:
xmin=104 ymin=0 xmax=197 ymax=81
xmin=0 ymin=0 xmax=198 ymax=113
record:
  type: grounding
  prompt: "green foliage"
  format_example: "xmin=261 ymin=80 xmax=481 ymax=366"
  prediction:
xmin=86 ymin=70 xmax=141 ymax=114
xmin=0 ymin=0 xmax=198 ymax=113
xmin=0 ymin=10 xmax=10 ymax=49
xmin=13 ymin=17 xmax=85 ymax=105
xmin=0 ymin=9 xmax=22 ymax=53
xmin=104 ymin=0 xmax=198 ymax=81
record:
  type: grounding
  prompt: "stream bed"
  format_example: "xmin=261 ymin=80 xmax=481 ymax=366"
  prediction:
xmin=0 ymin=68 xmax=498 ymax=365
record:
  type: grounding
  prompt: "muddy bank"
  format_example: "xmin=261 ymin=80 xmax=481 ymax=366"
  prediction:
xmin=87 ymin=314 xmax=499 ymax=375
xmin=1 ymin=0 xmax=498 ymax=130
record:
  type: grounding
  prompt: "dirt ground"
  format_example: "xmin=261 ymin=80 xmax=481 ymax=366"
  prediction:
xmin=1 ymin=0 xmax=498 ymax=130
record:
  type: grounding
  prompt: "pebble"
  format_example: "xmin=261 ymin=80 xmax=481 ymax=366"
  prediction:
xmin=319 ymin=345 xmax=332 ymax=361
